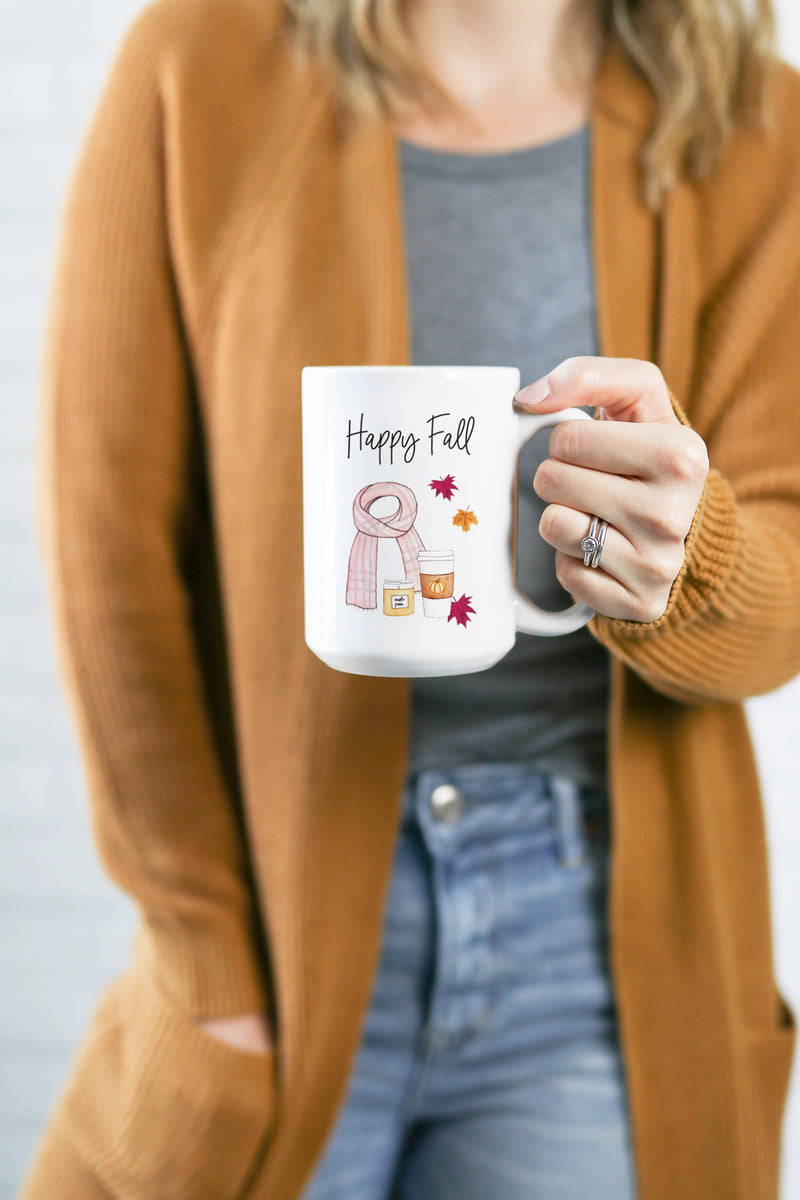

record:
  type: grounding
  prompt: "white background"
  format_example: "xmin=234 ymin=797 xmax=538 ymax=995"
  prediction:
xmin=0 ymin=2 xmax=799 ymax=1197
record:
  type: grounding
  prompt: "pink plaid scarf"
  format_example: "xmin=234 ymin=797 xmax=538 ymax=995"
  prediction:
xmin=346 ymin=482 xmax=426 ymax=609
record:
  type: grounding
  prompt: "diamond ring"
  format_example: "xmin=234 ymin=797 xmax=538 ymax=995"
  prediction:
xmin=580 ymin=516 xmax=608 ymax=569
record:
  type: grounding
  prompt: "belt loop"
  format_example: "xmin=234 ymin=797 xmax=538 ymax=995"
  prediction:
xmin=548 ymin=775 xmax=586 ymax=866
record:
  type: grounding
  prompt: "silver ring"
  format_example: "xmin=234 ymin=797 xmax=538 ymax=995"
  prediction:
xmin=580 ymin=516 xmax=600 ymax=566
xmin=590 ymin=519 xmax=608 ymax=568
xmin=580 ymin=515 xmax=608 ymax=569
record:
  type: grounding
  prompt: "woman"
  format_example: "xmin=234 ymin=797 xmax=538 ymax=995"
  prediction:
xmin=20 ymin=0 xmax=800 ymax=1197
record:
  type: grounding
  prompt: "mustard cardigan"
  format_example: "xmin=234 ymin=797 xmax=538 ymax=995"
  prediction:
xmin=22 ymin=1 xmax=800 ymax=1198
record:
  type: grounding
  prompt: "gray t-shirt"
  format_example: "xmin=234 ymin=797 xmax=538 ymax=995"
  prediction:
xmin=401 ymin=125 xmax=610 ymax=789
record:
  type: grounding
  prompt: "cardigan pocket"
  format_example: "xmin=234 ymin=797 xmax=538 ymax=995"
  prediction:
xmin=61 ymin=967 xmax=278 ymax=1200
xmin=739 ymin=990 xmax=797 ymax=1200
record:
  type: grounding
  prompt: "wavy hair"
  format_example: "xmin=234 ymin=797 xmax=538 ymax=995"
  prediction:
xmin=283 ymin=0 xmax=777 ymax=209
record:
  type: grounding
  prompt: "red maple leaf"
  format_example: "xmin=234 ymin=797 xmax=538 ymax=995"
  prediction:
xmin=448 ymin=593 xmax=476 ymax=628
xmin=429 ymin=474 xmax=458 ymax=501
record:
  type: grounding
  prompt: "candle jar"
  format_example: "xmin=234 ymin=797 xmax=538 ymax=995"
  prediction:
xmin=383 ymin=579 xmax=415 ymax=616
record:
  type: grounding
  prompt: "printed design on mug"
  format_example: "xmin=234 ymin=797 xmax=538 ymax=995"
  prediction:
xmin=416 ymin=555 xmax=477 ymax=624
xmin=429 ymin=474 xmax=458 ymax=501
xmin=345 ymin=479 xmax=478 ymax=626
xmin=418 ymin=550 xmax=455 ymax=619
xmin=448 ymin=594 xmax=476 ymax=627
xmin=346 ymin=482 xmax=426 ymax=609
xmin=452 ymin=506 xmax=478 ymax=532
xmin=383 ymin=579 xmax=415 ymax=616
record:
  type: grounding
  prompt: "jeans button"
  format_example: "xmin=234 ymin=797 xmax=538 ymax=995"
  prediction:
xmin=429 ymin=784 xmax=464 ymax=823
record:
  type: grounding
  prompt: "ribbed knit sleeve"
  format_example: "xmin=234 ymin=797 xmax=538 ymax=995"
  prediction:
xmin=590 ymin=150 xmax=800 ymax=704
xmin=36 ymin=5 xmax=271 ymax=1018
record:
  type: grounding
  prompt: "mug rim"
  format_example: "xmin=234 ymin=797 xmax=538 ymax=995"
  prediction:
xmin=302 ymin=364 xmax=519 ymax=376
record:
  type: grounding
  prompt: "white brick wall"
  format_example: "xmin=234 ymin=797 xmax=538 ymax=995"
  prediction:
xmin=1 ymin=6 xmax=145 ymax=1195
xmin=1 ymin=3 xmax=799 ymax=1197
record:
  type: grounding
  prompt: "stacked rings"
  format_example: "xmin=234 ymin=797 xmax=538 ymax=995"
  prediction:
xmin=580 ymin=515 xmax=608 ymax=569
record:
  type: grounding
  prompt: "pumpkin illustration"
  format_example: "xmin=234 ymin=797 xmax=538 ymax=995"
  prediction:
xmin=429 ymin=578 xmax=447 ymax=596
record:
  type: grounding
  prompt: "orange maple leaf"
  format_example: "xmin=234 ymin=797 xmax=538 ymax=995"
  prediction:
xmin=452 ymin=507 xmax=478 ymax=532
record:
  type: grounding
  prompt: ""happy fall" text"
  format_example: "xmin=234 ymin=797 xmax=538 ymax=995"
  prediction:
xmin=345 ymin=411 xmax=475 ymax=465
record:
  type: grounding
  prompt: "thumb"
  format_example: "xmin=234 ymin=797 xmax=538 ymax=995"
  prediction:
xmin=515 ymin=356 xmax=679 ymax=425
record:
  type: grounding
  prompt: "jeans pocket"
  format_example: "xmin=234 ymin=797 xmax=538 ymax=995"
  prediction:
xmin=582 ymin=808 xmax=611 ymax=853
xmin=548 ymin=775 xmax=610 ymax=868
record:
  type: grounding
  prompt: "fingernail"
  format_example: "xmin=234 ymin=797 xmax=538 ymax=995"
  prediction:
xmin=515 ymin=377 xmax=551 ymax=406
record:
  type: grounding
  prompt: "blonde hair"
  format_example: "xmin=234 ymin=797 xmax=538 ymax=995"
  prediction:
xmin=283 ymin=0 xmax=777 ymax=209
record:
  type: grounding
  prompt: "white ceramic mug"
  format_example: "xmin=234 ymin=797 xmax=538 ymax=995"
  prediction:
xmin=302 ymin=366 xmax=594 ymax=678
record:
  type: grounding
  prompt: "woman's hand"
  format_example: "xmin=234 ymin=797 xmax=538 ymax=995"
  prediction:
xmin=196 ymin=1012 xmax=274 ymax=1055
xmin=517 ymin=357 xmax=709 ymax=624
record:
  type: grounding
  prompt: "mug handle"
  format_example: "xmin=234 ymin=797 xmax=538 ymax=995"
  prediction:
xmin=512 ymin=406 xmax=595 ymax=636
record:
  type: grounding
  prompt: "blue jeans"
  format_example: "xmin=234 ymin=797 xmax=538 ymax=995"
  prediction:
xmin=301 ymin=763 xmax=638 ymax=1200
